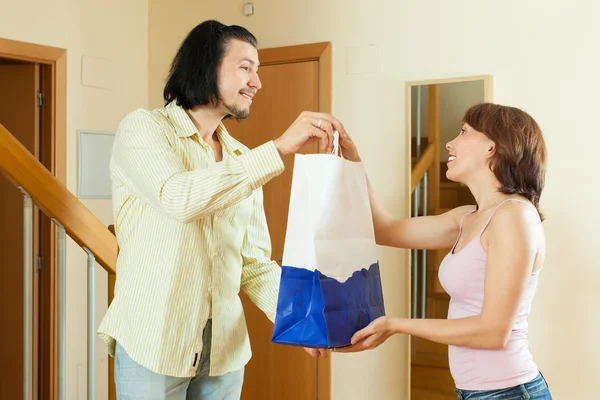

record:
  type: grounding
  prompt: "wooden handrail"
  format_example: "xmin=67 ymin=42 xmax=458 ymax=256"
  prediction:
xmin=411 ymin=143 xmax=435 ymax=193
xmin=0 ymin=123 xmax=117 ymax=274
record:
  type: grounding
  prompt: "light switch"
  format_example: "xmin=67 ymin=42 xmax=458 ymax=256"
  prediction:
xmin=243 ymin=2 xmax=254 ymax=16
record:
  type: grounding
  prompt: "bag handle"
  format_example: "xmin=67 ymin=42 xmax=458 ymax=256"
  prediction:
xmin=330 ymin=130 xmax=343 ymax=158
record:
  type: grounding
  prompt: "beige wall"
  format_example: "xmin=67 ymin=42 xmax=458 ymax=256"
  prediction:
xmin=0 ymin=0 xmax=148 ymax=398
xmin=149 ymin=0 xmax=600 ymax=399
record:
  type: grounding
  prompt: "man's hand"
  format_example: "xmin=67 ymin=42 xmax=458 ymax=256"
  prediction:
xmin=303 ymin=347 xmax=329 ymax=358
xmin=274 ymin=112 xmax=346 ymax=156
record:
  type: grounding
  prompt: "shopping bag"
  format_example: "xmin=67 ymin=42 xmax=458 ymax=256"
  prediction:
xmin=271 ymin=133 xmax=385 ymax=348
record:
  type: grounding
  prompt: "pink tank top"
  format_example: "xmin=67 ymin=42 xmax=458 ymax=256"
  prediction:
xmin=438 ymin=199 xmax=541 ymax=390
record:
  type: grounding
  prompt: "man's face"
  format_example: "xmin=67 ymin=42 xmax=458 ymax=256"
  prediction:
xmin=217 ymin=39 xmax=262 ymax=119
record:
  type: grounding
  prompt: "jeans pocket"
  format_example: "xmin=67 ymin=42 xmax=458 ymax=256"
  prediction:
xmin=114 ymin=351 xmax=120 ymax=384
xmin=115 ymin=343 xmax=145 ymax=379
xmin=114 ymin=343 xmax=124 ymax=378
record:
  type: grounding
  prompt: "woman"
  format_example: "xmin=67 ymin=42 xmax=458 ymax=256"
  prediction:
xmin=336 ymin=103 xmax=552 ymax=399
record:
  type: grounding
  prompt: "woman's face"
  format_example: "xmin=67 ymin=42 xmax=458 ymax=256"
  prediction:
xmin=445 ymin=123 xmax=495 ymax=183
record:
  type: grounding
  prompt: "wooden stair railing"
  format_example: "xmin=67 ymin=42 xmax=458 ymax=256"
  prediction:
xmin=0 ymin=122 xmax=117 ymax=273
xmin=1 ymin=122 xmax=119 ymax=399
xmin=411 ymin=144 xmax=435 ymax=193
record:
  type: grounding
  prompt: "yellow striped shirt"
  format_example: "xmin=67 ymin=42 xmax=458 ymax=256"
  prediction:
xmin=97 ymin=101 xmax=285 ymax=377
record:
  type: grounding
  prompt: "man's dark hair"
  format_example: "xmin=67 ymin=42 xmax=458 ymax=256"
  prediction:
xmin=163 ymin=20 xmax=258 ymax=109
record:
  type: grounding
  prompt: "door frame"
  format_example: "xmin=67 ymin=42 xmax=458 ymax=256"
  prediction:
xmin=404 ymin=74 xmax=493 ymax=399
xmin=0 ymin=37 xmax=66 ymax=400
xmin=257 ymin=41 xmax=332 ymax=400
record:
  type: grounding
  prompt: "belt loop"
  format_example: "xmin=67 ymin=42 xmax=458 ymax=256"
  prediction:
xmin=520 ymin=383 xmax=531 ymax=399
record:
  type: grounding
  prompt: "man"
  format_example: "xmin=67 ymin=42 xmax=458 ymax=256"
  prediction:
xmin=98 ymin=20 xmax=342 ymax=399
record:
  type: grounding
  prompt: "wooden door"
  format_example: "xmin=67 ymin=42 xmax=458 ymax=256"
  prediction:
xmin=0 ymin=62 xmax=41 ymax=399
xmin=224 ymin=60 xmax=320 ymax=400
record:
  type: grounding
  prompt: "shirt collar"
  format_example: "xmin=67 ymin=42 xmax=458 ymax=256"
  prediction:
xmin=165 ymin=101 xmax=242 ymax=157
xmin=166 ymin=101 xmax=198 ymax=138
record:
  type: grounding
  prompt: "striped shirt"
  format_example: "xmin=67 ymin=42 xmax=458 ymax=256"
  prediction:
xmin=97 ymin=101 xmax=285 ymax=377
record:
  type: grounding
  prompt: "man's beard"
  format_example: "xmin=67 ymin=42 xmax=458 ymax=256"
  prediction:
xmin=224 ymin=102 xmax=250 ymax=120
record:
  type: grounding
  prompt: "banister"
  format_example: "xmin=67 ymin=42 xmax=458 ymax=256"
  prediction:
xmin=0 ymin=123 xmax=117 ymax=274
xmin=411 ymin=143 xmax=435 ymax=193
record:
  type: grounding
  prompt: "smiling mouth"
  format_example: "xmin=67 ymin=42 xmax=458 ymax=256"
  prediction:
xmin=240 ymin=92 xmax=253 ymax=101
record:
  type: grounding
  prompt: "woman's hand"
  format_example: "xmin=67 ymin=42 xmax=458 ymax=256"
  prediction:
xmin=338 ymin=131 xmax=361 ymax=162
xmin=334 ymin=316 xmax=398 ymax=353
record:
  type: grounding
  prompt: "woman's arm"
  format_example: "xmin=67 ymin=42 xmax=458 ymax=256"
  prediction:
xmin=368 ymin=176 xmax=474 ymax=250
xmin=338 ymin=130 xmax=473 ymax=251
xmin=337 ymin=201 xmax=542 ymax=351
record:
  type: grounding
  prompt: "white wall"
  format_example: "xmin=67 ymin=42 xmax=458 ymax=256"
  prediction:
xmin=0 ymin=0 xmax=148 ymax=398
xmin=149 ymin=1 xmax=600 ymax=398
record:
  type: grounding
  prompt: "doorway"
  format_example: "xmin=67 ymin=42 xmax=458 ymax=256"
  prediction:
xmin=0 ymin=57 xmax=43 ymax=400
xmin=406 ymin=76 xmax=493 ymax=399
xmin=0 ymin=38 xmax=67 ymax=400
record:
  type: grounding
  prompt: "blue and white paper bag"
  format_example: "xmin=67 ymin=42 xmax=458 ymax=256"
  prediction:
xmin=271 ymin=133 xmax=385 ymax=348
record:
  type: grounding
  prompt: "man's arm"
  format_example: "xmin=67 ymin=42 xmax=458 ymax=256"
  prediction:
xmin=112 ymin=109 xmax=285 ymax=223
xmin=240 ymin=189 xmax=330 ymax=359
xmin=240 ymin=188 xmax=280 ymax=322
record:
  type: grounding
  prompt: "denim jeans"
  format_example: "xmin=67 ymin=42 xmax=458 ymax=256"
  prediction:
xmin=114 ymin=320 xmax=244 ymax=400
xmin=454 ymin=373 xmax=551 ymax=399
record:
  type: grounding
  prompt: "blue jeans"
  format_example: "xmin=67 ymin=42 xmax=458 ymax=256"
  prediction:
xmin=454 ymin=373 xmax=552 ymax=399
xmin=114 ymin=320 xmax=244 ymax=400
